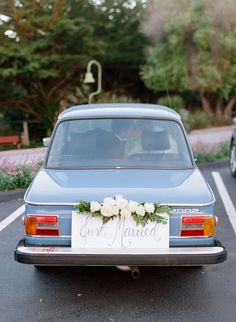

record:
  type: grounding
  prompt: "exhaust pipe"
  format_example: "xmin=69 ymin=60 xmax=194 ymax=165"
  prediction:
xmin=130 ymin=266 xmax=140 ymax=279
xmin=116 ymin=266 xmax=140 ymax=279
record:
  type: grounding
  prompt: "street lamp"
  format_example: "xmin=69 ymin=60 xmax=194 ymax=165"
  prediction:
xmin=84 ymin=59 xmax=102 ymax=104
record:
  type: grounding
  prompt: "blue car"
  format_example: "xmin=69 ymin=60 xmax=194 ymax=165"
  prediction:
xmin=15 ymin=104 xmax=226 ymax=271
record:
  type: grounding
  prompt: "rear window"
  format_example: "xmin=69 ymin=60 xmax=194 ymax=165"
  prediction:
xmin=47 ymin=118 xmax=193 ymax=169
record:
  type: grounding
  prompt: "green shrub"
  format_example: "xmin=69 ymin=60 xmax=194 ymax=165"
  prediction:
xmin=195 ymin=141 xmax=230 ymax=163
xmin=188 ymin=110 xmax=232 ymax=131
xmin=0 ymin=163 xmax=41 ymax=191
xmin=189 ymin=110 xmax=211 ymax=130
xmin=157 ymin=95 xmax=184 ymax=112
xmin=95 ymin=92 xmax=139 ymax=104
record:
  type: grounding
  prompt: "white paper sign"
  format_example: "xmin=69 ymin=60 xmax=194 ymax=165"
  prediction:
xmin=72 ymin=211 xmax=169 ymax=251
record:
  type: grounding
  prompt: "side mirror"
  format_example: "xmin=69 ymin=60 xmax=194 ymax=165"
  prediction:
xmin=43 ymin=137 xmax=51 ymax=147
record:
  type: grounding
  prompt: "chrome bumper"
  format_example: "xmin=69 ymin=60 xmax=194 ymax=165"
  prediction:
xmin=14 ymin=239 xmax=227 ymax=266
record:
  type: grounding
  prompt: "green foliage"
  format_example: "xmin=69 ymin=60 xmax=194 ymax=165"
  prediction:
xmin=188 ymin=110 xmax=232 ymax=130
xmin=195 ymin=141 xmax=230 ymax=163
xmin=75 ymin=199 xmax=172 ymax=226
xmin=157 ymin=95 xmax=184 ymax=112
xmin=141 ymin=0 xmax=236 ymax=116
xmin=0 ymin=0 xmax=147 ymax=133
xmin=0 ymin=164 xmax=41 ymax=191
xmin=95 ymin=92 xmax=139 ymax=104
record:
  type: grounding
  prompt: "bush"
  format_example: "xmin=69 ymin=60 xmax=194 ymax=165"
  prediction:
xmin=189 ymin=110 xmax=211 ymax=130
xmin=95 ymin=92 xmax=139 ymax=104
xmin=157 ymin=95 xmax=185 ymax=112
xmin=194 ymin=141 xmax=230 ymax=163
xmin=0 ymin=161 xmax=41 ymax=191
xmin=188 ymin=110 xmax=232 ymax=131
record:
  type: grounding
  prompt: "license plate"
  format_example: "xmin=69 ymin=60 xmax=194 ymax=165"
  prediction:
xmin=71 ymin=211 xmax=169 ymax=251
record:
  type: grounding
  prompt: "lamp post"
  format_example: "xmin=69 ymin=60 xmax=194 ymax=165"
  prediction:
xmin=84 ymin=60 xmax=102 ymax=104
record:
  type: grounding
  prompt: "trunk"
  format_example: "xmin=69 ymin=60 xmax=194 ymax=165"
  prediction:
xmin=25 ymin=168 xmax=215 ymax=206
xmin=224 ymin=97 xmax=236 ymax=117
xmin=216 ymin=98 xmax=222 ymax=120
xmin=201 ymin=95 xmax=213 ymax=116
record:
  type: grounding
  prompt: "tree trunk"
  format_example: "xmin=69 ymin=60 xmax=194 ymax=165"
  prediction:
xmin=201 ymin=95 xmax=213 ymax=116
xmin=216 ymin=98 xmax=222 ymax=120
xmin=224 ymin=97 xmax=236 ymax=117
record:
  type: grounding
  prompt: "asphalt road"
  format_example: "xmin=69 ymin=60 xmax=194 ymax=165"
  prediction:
xmin=0 ymin=163 xmax=235 ymax=322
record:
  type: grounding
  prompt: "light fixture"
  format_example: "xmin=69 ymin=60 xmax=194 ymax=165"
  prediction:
xmin=84 ymin=71 xmax=95 ymax=84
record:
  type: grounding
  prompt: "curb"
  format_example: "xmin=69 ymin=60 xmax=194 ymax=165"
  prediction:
xmin=0 ymin=189 xmax=26 ymax=203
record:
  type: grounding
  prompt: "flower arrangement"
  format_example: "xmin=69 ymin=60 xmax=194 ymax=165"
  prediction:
xmin=75 ymin=195 xmax=172 ymax=226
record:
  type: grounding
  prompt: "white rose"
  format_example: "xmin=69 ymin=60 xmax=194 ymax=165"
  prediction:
xmin=112 ymin=205 xmax=120 ymax=216
xmin=120 ymin=207 xmax=132 ymax=219
xmin=115 ymin=195 xmax=124 ymax=201
xmin=128 ymin=200 xmax=139 ymax=213
xmin=136 ymin=205 xmax=145 ymax=217
xmin=144 ymin=203 xmax=155 ymax=214
xmin=116 ymin=198 xmax=128 ymax=210
xmin=103 ymin=197 xmax=116 ymax=206
xmin=101 ymin=205 xmax=114 ymax=217
xmin=90 ymin=201 xmax=101 ymax=213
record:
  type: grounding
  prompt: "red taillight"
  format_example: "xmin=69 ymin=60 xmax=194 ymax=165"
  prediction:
xmin=180 ymin=215 xmax=215 ymax=237
xmin=25 ymin=215 xmax=59 ymax=236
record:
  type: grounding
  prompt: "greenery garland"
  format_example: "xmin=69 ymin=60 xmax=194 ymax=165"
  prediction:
xmin=75 ymin=196 xmax=172 ymax=226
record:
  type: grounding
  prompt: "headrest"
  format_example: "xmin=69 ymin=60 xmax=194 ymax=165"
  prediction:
xmin=141 ymin=130 xmax=170 ymax=151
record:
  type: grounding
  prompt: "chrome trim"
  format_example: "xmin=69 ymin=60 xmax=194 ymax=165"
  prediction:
xmin=170 ymin=236 xmax=212 ymax=239
xmin=24 ymin=199 xmax=215 ymax=207
xmin=27 ymin=235 xmax=212 ymax=239
xmin=15 ymin=239 xmax=227 ymax=265
xmin=16 ymin=245 xmax=224 ymax=256
xmin=26 ymin=235 xmax=70 ymax=238
xmin=44 ymin=117 xmax=195 ymax=169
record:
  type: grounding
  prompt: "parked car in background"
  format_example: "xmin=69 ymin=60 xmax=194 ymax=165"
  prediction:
xmin=14 ymin=104 xmax=226 ymax=274
xmin=230 ymin=128 xmax=236 ymax=177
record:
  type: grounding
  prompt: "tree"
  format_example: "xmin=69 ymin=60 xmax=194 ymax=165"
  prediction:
xmin=0 ymin=0 xmax=148 ymax=134
xmin=141 ymin=0 xmax=236 ymax=118
xmin=0 ymin=0 xmax=106 ymax=132
xmin=88 ymin=0 xmax=148 ymax=96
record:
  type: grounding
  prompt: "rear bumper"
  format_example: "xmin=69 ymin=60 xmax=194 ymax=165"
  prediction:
xmin=14 ymin=239 xmax=227 ymax=266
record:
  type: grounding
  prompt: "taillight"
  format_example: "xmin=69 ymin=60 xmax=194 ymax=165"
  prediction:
xmin=25 ymin=215 xmax=59 ymax=236
xmin=180 ymin=215 xmax=215 ymax=237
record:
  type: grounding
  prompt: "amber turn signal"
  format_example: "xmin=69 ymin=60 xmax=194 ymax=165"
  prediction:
xmin=25 ymin=215 xmax=59 ymax=236
xmin=181 ymin=215 xmax=215 ymax=237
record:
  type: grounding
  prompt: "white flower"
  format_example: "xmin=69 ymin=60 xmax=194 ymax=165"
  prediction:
xmin=136 ymin=205 xmax=145 ymax=217
xmin=112 ymin=205 xmax=120 ymax=216
xmin=90 ymin=201 xmax=101 ymax=213
xmin=103 ymin=197 xmax=116 ymax=206
xmin=120 ymin=207 xmax=132 ymax=219
xmin=115 ymin=196 xmax=128 ymax=210
xmin=144 ymin=203 xmax=155 ymax=214
xmin=128 ymin=200 xmax=139 ymax=213
xmin=115 ymin=195 xmax=124 ymax=201
xmin=101 ymin=205 xmax=114 ymax=217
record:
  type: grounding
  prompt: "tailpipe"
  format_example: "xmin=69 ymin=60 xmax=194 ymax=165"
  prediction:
xmin=131 ymin=266 xmax=140 ymax=279
xmin=116 ymin=265 xmax=140 ymax=279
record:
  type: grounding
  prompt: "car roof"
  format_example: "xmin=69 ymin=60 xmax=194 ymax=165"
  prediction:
xmin=58 ymin=103 xmax=181 ymax=122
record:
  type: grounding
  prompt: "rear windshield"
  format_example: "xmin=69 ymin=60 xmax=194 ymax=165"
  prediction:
xmin=46 ymin=118 xmax=193 ymax=169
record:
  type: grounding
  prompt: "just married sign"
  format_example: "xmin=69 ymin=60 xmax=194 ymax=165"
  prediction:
xmin=71 ymin=211 xmax=169 ymax=250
